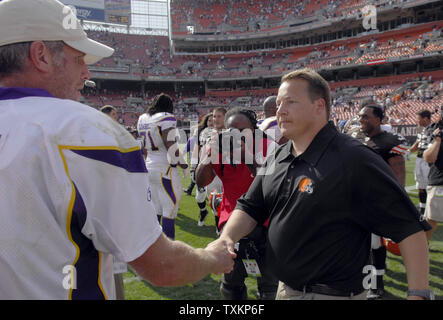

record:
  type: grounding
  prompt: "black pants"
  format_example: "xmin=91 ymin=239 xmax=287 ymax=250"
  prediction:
xmin=220 ymin=226 xmax=278 ymax=300
xmin=370 ymin=246 xmax=386 ymax=290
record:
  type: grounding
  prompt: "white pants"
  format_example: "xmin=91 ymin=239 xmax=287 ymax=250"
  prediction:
xmin=195 ymin=175 xmax=223 ymax=203
xmin=147 ymin=165 xmax=182 ymax=219
xmin=415 ymin=157 xmax=430 ymax=190
xmin=425 ymin=185 xmax=443 ymax=222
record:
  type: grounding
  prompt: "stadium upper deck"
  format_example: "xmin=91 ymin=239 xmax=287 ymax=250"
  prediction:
xmin=170 ymin=0 xmax=394 ymax=35
xmin=87 ymin=21 xmax=442 ymax=81
xmin=81 ymin=0 xmax=443 ymax=134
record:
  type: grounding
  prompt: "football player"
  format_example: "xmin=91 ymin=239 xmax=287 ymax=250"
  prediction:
xmin=258 ymin=95 xmax=288 ymax=145
xmin=358 ymin=98 xmax=409 ymax=300
xmin=137 ymin=94 xmax=188 ymax=240
xmin=192 ymin=108 xmax=225 ymax=231
xmin=408 ymin=110 xmax=436 ymax=215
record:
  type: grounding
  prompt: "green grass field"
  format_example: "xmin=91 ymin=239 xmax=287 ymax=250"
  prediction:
xmin=122 ymin=154 xmax=443 ymax=300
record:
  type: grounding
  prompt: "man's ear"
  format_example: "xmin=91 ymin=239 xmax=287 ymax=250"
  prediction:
xmin=315 ymin=98 xmax=326 ymax=116
xmin=28 ymin=41 xmax=52 ymax=73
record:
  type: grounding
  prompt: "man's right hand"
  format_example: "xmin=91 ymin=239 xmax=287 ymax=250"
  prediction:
xmin=432 ymin=128 xmax=442 ymax=142
xmin=205 ymin=237 xmax=237 ymax=275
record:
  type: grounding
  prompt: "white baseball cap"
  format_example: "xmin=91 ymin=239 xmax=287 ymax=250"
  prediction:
xmin=0 ymin=0 xmax=114 ymax=64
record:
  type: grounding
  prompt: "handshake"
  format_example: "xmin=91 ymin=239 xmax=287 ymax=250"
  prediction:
xmin=204 ymin=236 xmax=237 ymax=275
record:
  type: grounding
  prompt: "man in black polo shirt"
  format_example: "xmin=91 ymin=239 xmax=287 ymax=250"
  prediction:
xmin=358 ymin=99 xmax=409 ymax=300
xmin=208 ymin=68 xmax=432 ymax=300
xmin=423 ymin=126 xmax=443 ymax=241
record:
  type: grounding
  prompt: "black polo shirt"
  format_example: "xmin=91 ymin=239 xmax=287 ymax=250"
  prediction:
xmin=428 ymin=141 xmax=443 ymax=186
xmin=236 ymin=121 xmax=429 ymax=293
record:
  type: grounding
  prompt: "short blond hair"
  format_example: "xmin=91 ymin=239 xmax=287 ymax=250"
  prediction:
xmin=281 ymin=68 xmax=331 ymax=120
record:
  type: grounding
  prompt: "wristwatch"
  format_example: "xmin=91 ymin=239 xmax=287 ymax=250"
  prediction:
xmin=407 ymin=289 xmax=435 ymax=300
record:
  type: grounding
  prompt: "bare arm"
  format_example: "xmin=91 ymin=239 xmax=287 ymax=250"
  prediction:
xmin=388 ymin=155 xmax=406 ymax=187
xmin=195 ymin=161 xmax=216 ymax=188
xmin=423 ymin=130 xmax=441 ymax=164
xmin=220 ymin=209 xmax=258 ymax=243
xmin=398 ymin=231 xmax=430 ymax=299
xmin=195 ymin=136 xmax=217 ymax=187
xmin=207 ymin=209 xmax=258 ymax=256
xmin=408 ymin=140 xmax=419 ymax=154
xmin=128 ymin=233 xmax=234 ymax=287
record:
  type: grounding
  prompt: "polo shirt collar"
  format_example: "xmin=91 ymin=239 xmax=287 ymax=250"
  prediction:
xmin=278 ymin=121 xmax=338 ymax=166
xmin=0 ymin=87 xmax=54 ymax=101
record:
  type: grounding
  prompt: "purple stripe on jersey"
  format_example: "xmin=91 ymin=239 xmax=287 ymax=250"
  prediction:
xmin=0 ymin=87 xmax=54 ymax=100
xmin=265 ymin=120 xmax=278 ymax=130
xmin=71 ymin=182 xmax=105 ymax=300
xmin=71 ymin=148 xmax=147 ymax=173
xmin=159 ymin=116 xmax=176 ymax=122
xmin=161 ymin=176 xmax=177 ymax=204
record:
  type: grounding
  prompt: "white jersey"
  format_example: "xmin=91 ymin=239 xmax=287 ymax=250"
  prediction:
xmin=0 ymin=88 xmax=162 ymax=299
xmin=137 ymin=112 xmax=178 ymax=169
xmin=258 ymin=116 xmax=283 ymax=143
xmin=381 ymin=124 xmax=394 ymax=133
xmin=199 ymin=127 xmax=217 ymax=146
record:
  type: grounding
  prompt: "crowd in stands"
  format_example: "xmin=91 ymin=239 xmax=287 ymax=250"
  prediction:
xmin=171 ymin=0 xmax=310 ymax=33
xmin=86 ymin=24 xmax=442 ymax=80
xmin=81 ymin=76 xmax=442 ymax=132
xmin=81 ymin=0 xmax=443 ymax=131
xmin=331 ymin=77 xmax=443 ymax=126
xmin=170 ymin=0 xmax=419 ymax=34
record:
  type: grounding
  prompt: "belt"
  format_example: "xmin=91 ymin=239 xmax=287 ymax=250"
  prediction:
xmin=293 ymin=284 xmax=364 ymax=297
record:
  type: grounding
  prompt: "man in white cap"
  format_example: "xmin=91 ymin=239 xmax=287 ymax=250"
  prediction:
xmin=0 ymin=0 xmax=234 ymax=300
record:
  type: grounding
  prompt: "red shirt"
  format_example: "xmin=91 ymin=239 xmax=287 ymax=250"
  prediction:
xmin=212 ymin=137 xmax=271 ymax=229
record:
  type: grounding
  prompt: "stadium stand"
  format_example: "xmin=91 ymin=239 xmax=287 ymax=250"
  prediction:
xmin=87 ymin=21 xmax=442 ymax=81
xmin=80 ymin=0 xmax=442 ymax=143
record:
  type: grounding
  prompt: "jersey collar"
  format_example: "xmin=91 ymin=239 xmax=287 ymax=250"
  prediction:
xmin=0 ymin=87 xmax=54 ymax=101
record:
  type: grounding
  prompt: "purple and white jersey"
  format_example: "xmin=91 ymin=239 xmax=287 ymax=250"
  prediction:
xmin=137 ymin=112 xmax=178 ymax=170
xmin=258 ymin=116 xmax=283 ymax=143
xmin=0 ymin=87 xmax=162 ymax=300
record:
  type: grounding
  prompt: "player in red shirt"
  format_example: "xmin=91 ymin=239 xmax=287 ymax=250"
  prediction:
xmin=196 ymin=107 xmax=278 ymax=300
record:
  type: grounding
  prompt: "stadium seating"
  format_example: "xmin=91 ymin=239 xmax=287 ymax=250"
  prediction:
xmin=81 ymin=72 xmax=442 ymax=128
xmin=87 ymin=21 xmax=443 ymax=81
xmin=81 ymin=1 xmax=443 ymax=128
